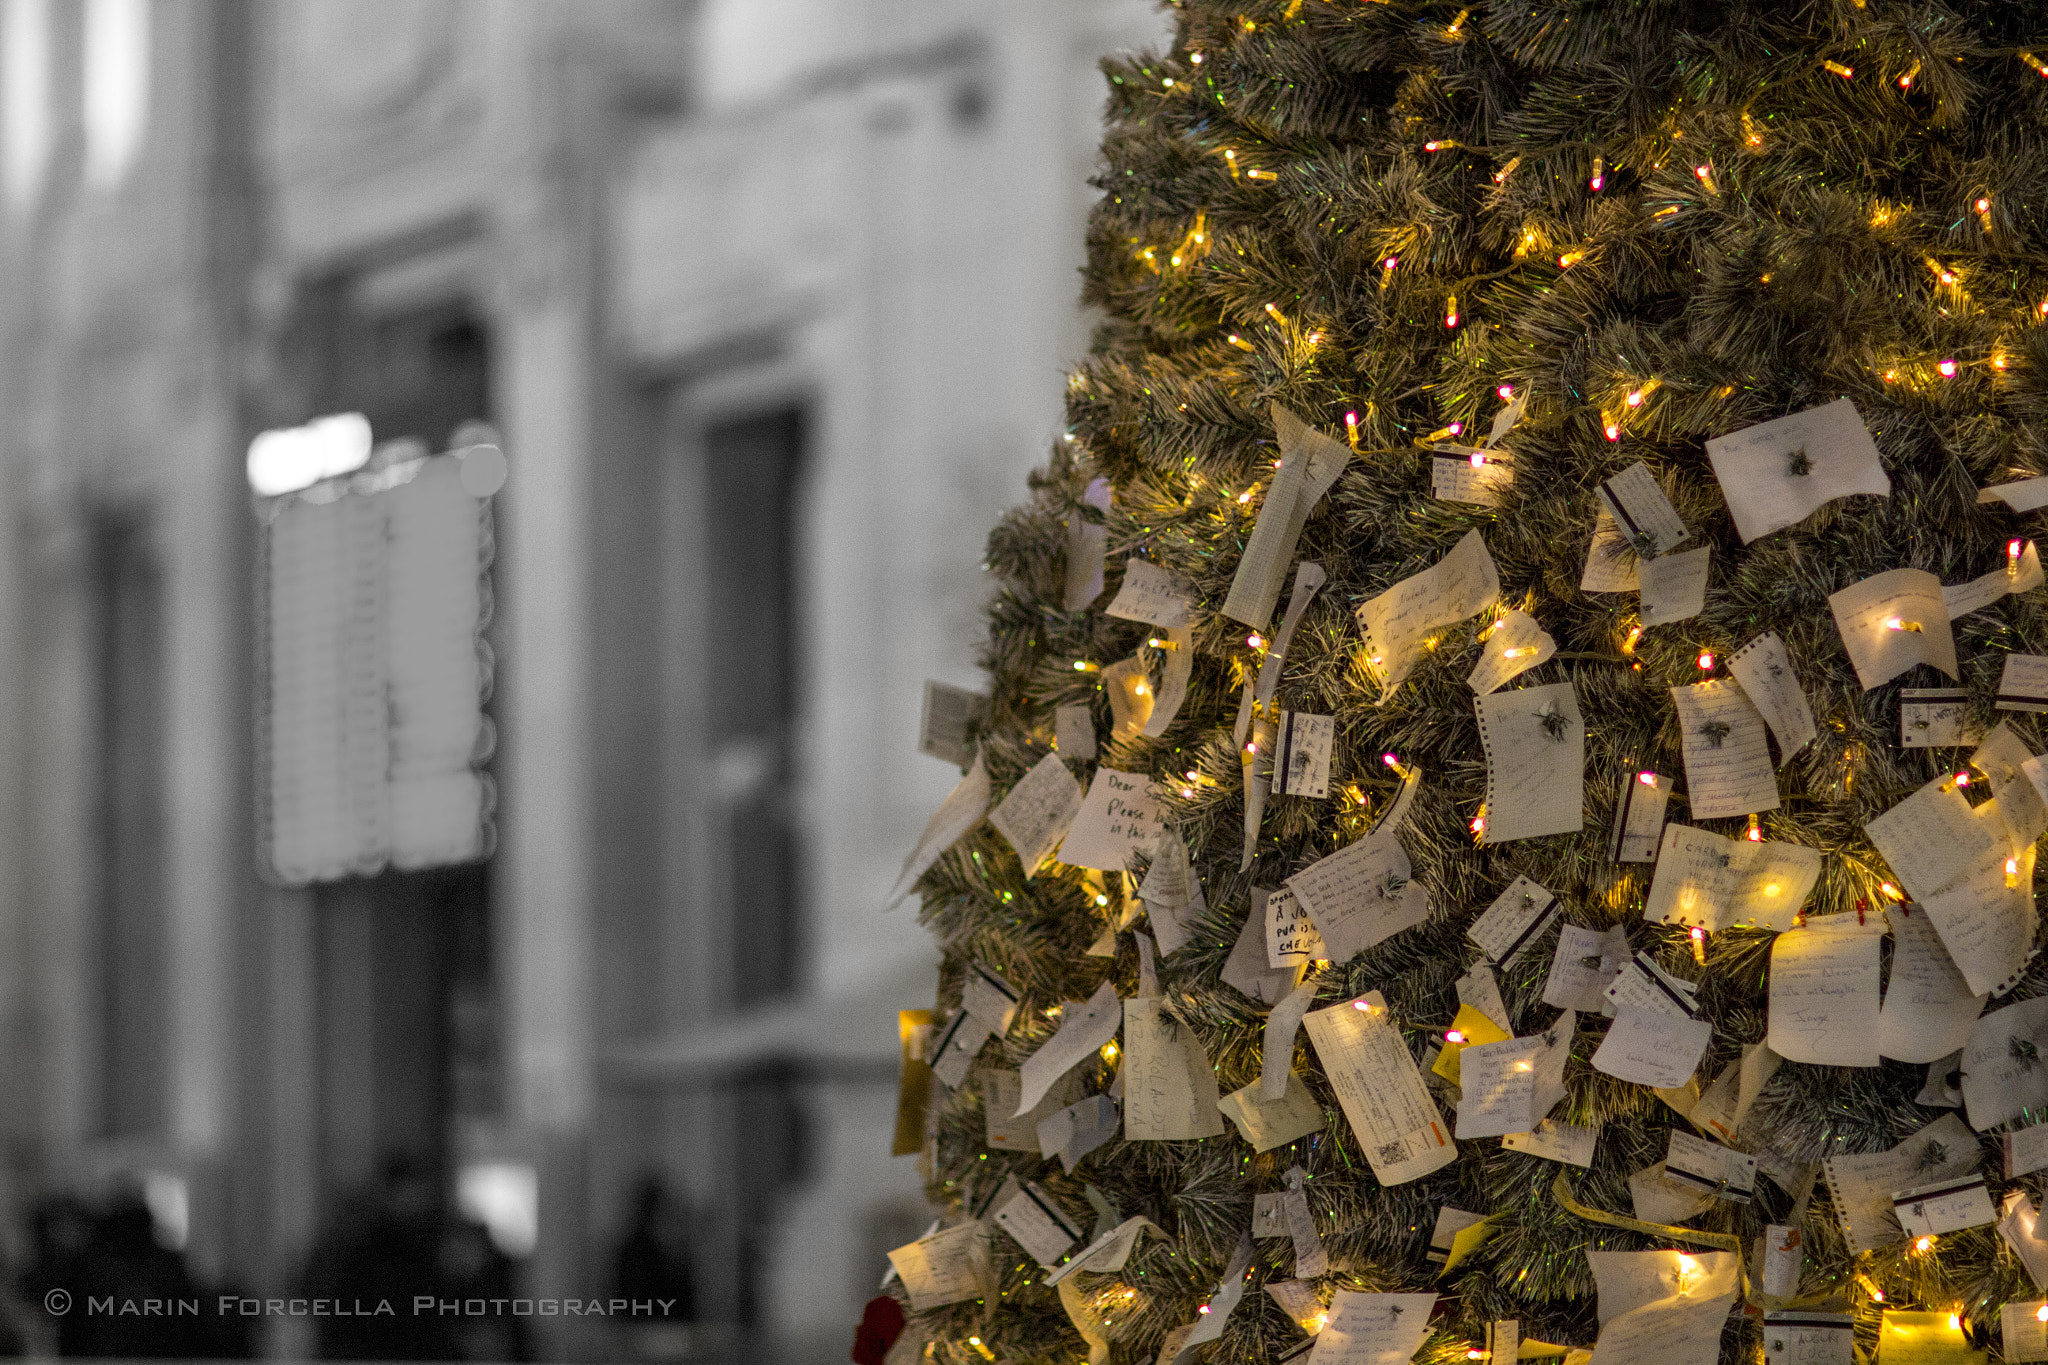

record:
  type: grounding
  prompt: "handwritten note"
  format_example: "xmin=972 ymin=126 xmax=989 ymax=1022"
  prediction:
xmin=1822 ymin=1114 xmax=1979 ymax=1255
xmin=919 ymin=680 xmax=984 ymax=767
xmin=1689 ymin=1041 xmax=1780 ymax=1143
xmin=887 ymin=1221 xmax=991 ymax=1310
xmin=1426 ymin=1207 xmax=1488 ymax=1263
xmin=1704 ymin=398 xmax=1889 ymax=543
xmin=1273 ymin=711 xmax=1336 ymax=798
xmin=1302 ymin=992 xmax=1457 ymax=1186
xmin=1999 ymin=655 xmax=2048 ymax=712
xmin=1286 ymin=830 xmax=1431 ymax=963
xmin=1764 ymin=1314 xmax=1855 ymax=1365
xmin=992 ymin=1181 xmax=1085 ymax=1266
xmin=1963 ymin=995 xmax=2048 ymax=1131
xmin=1665 ymin=1129 xmax=1757 ymax=1202
xmin=2010 ymin=1124 xmax=2048 ymax=1178
xmin=1597 ymin=462 xmax=1691 ymax=557
xmin=1974 ymin=723 xmax=2048 ymax=846
xmin=1606 ymin=950 xmax=1702 ymax=1020
xmin=1219 ymin=1071 xmax=1325 ymax=1152
xmin=1105 ymin=556 xmax=1196 ymax=628
xmin=1434 ymin=451 xmax=1514 ymax=506
xmin=1894 ymin=1176 xmax=1996 ymax=1237
xmin=1920 ymin=830 xmax=2035 ymax=998
xmin=1587 ymin=1249 xmax=1739 ymax=1365
xmin=1878 ymin=907 xmax=1985 ymax=1063
xmin=963 ymin=964 xmax=1021 ymax=1035
xmin=1902 ymin=689 xmax=1978 ymax=748
xmin=1645 ymin=824 xmax=1821 ymax=932
xmin=1878 ymin=1310 xmax=1982 ymax=1365
xmin=1265 ymin=886 xmax=1329 ymax=968
xmin=1468 ymin=876 xmax=1559 ymax=966
xmin=1582 ymin=508 xmax=1641 ymax=592
xmin=1122 ymin=997 xmax=1225 ymax=1140
xmin=1059 ymin=768 xmax=1172 ymax=872
xmin=1036 ymin=1094 xmax=1120 ymax=1173
xmin=1224 ymin=405 xmax=1349 ymax=628
xmin=1455 ymin=1012 xmax=1576 ymax=1139
xmin=1640 ymin=546 xmax=1711 ymax=627
xmin=1757 ymin=1230 xmax=1806 ymax=1301
xmin=1630 ymin=1163 xmax=1714 ymax=1223
xmin=1671 ymin=680 xmax=1780 ymax=817
xmin=2002 ymin=1192 xmax=2048 ymax=1289
xmin=1139 ymin=828 xmax=1202 ymax=955
xmin=988 ymin=751 xmax=1084 ymax=877
xmin=1502 ymin=1118 xmax=1600 ymax=1167
xmin=1611 ymin=771 xmax=1673 ymax=862
xmin=2004 ymin=1303 xmax=2048 ymax=1363
xmin=1310 ymin=1293 xmax=1438 ymax=1365
xmin=1593 ymin=1006 xmax=1712 ymax=1088
xmin=1457 ymin=962 xmax=1512 ymax=1033
xmin=1865 ymin=775 xmax=2004 ymax=904
xmin=1356 ymin=530 xmax=1501 ymax=696
xmin=1469 ymin=610 xmax=1557 ymax=694
xmin=928 ymin=1009 xmax=996 ymax=1089
xmin=1544 ymin=924 xmax=1630 ymax=1011
xmin=1980 ymin=477 xmax=2048 ymax=512
xmin=1944 ymin=540 xmax=2044 ymax=619
xmin=1477 ymin=681 xmax=1585 ymax=842
xmin=1043 ymin=1216 xmax=1166 ymax=1286
xmin=1829 ymin=569 xmax=1957 ymax=690
xmin=888 ymin=750 xmax=991 ymax=907
xmin=1016 ymin=980 xmax=1123 ymax=1114
xmin=984 ymin=1069 xmax=1084 ymax=1152
xmin=1768 ymin=915 xmax=1884 ymax=1067
xmin=1726 ymin=633 xmax=1816 ymax=763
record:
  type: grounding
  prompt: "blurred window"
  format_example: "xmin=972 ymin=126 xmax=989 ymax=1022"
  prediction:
xmin=2 ymin=0 xmax=51 ymax=211
xmin=82 ymin=0 xmax=147 ymax=190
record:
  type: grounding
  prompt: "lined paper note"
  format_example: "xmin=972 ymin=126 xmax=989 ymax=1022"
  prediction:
xmin=1434 ymin=451 xmax=1514 ymax=506
xmin=1768 ymin=916 xmax=1884 ymax=1067
xmin=887 ymin=1221 xmax=991 ymax=1310
xmin=1121 ymin=997 xmax=1225 ymax=1140
xmin=1975 ymin=723 xmax=2048 ymax=846
xmin=1469 ymin=610 xmax=1557 ymax=694
xmin=1963 ymin=996 xmax=2048 ymax=1131
xmin=1286 ymin=831 xmax=1431 ymax=963
xmin=1822 ymin=1114 xmax=1979 ymax=1255
xmin=1597 ymin=462 xmax=1690 ymax=557
xmin=1477 ymin=681 xmax=1585 ymax=843
xmin=1455 ymin=1012 xmax=1575 ymax=1139
xmin=1582 ymin=508 xmax=1641 ymax=592
xmin=1356 ymin=530 xmax=1501 ymax=696
xmin=1468 ymin=877 xmax=1560 ymax=967
xmin=1704 ymin=398 xmax=1889 ymax=543
xmin=1311 ymin=1293 xmax=1439 ymax=1365
xmin=1016 ymin=981 xmax=1123 ymax=1114
xmin=1612 ymin=771 xmax=1674 ymax=862
xmin=1105 ymin=557 xmax=1196 ymax=629
xmin=988 ymin=751 xmax=1084 ymax=877
xmin=1644 ymin=824 xmax=1821 ymax=932
xmin=1902 ymin=689 xmax=1978 ymax=748
xmin=1944 ymin=541 xmax=2044 ymax=619
xmin=888 ymin=750 xmax=992 ymax=907
xmin=1266 ymin=886 xmax=1328 ymax=968
xmin=1592 ymin=1006 xmax=1711 ymax=1088
xmin=1302 ymin=992 xmax=1457 ymax=1186
xmin=1059 ymin=767 xmax=1172 ymax=872
xmin=1727 ymin=633 xmax=1816 ymax=763
xmin=1829 ymin=569 xmax=1957 ymax=689
xmin=1865 ymin=776 xmax=2003 ymax=903
xmin=1224 ymin=406 xmax=1349 ymax=628
xmin=1672 ymin=680 xmax=1780 ymax=818
xmin=1640 ymin=547 xmax=1711 ymax=627
xmin=1877 ymin=906 xmax=1985 ymax=1063
xmin=1272 ymin=711 xmax=1336 ymax=798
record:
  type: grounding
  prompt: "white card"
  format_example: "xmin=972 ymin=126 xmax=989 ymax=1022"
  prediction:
xmin=1999 ymin=655 xmax=2048 ymax=712
xmin=1105 ymin=556 xmax=1196 ymax=629
xmin=1976 ymin=723 xmax=2048 ymax=846
xmin=1963 ymin=996 xmax=2048 ymax=1131
xmin=1016 ymin=980 xmax=1123 ymax=1115
xmin=1768 ymin=915 xmax=1884 ymax=1067
xmin=1218 ymin=1072 xmax=1325 ymax=1152
xmin=1454 ymin=1012 xmax=1575 ymax=1139
xmin=1644 ymin=824 xmax=1821 ymax=932
xmin=1223 ymin=405 xmax=1349 ymax=628
xmin=1944 ymin=541 xmax=2044 ymax=619
xmin=919 ymin=680 xmax=984 ymax=767
xmin=1273 ymin=711 xmax=1336 ymax=798
xmin=1302 ymin=992 xmax=1457 ymax=1186
xmin=1877 ymin=906 xmax=1985 ymax=1063
xmin=1758 ymin=1228 xmax=1805 ymax=1300
xmin=1605 ymin=950 xmax=1701 ymax=1021
xmin=1828 ymin=568 xmax=1957 ymax=689
xmin=2003 ymin=1303 xmax=2048 ymax=1363
xmin=1902 ymin=689 xmax=1977 ymax=748
xmin=1267 ymin=886 xmax=1328 ymax=969
xmin=1063 ymin=477 xmax=1110 ymax=610
xmin=984 ymin=1068 xmax=1084 ymax=1152
xmin=1468 ymin=877 xmax=1560 ymax=966
xmin=1582 ymin=508 xmax=1641 ymax=592
xmin=1434 ymin=452 xmax=1514 ymax=506
xmin=1822 ymin=1114 xmax=1979 ymax=1255
xmin=1591 ymin=1006 xmax=1711 ymax=1088
xmin=1596 ymin=462 xmax=1690 ymax=557
xmin=1181 ymin=1234 xmax=1256 ymax=1349
xmin=1763 ymin=1313 xmax=1854 ymax=1365
xmin=887 ymin=1221 xmax=991 ymax=1310
xmin=1262 ymin=976 xmax=1322 ymax=1102
xmin=888 ymin=750 xmax=992 ymax=907
xmin=1629 ymin=1163 xmax=1715 ymax=1223
xmin=1664 ymin=1128 xmax=1757 ymax=1202
xmin=1704 ymin=398 xmax=1889 ymax=543
xmin=1587 ymin=1250 xmax=1738 ymax=1365
xmin=1121 ymin=996 xmax=1225 ymax=1140
xmin=1355 ymin=529 xmax=1501 ymax=696
xmin=1894 ymin=1176 xmax=1996 ymax=1237
xmin=1283 ymin=1171 xmax=1328 ymax=1278
xmin=1671 ymin=680 xmax=1780 ymax=818
xmin=1054 ymin=702 xmax=1097 ymax=760
xmin=1059 ymin=767 xmax=1173 ymax=872
xmin=1456 ymin=962 xmax=1512 ymax=1034
xmin=1286 ymin=830 xmax=1431 ymax=963
xmin=1502 ymin=1118 xmax=1600 ymax=1167
xmin=1489 ymin=1321 xmax=1521 ymax=1365
xmin=1726 ymin=633 xmax=1816 ymax=763
xmin=1042 ymin=1215 xmax=1166 ymax=1285
xmin=2003 ymin=1193 xmax=2048 ymax=1289
xmin=1611 ymin=771 xmax=1673 ymax=862
xmin=928 ymin=1009 xmax=996 ymax=1089
xmin=1139 ymin=829 xmax=1202 ymax=956
xmin=1427 ymin=1207 xmax=1488 ymax=1262
xmin=1037 ymin=1094 xmax=1120 ymax=1173
xmin=1918 ymin=825 xmax=2035 ymax=997
xmin=1981 ymin=478 xmax=2048 ymax=512
xmin=992 ymin=1181 xmax=1085 ymax=1266
xmin=988 ymin=751 xmax=1084 ymax=876
xmin=1310 ymin=1292 xmax=1438 ymax=1365
xmin=1864 ymin=775 xmax=2003 ymax=904
xmin=1544 ymin=924 xmax=1630 ymax=1011
xmin=1476 ymin=681 xmax=1585 ymax=842
xmin=963 ymin=963 xmax=1022 ymax=1035
xmin=1254 ymin=1191 xmax=1290 ymax=1238
xmin=1920 ymin=1052 xmax=1965 ymax=1109
xmin=2009 ymin=1124 xmax=2048 ymax=1178
xmin=1639 ymin=546 xmax=1711 ymax=627
xmin=1469 ymin=610 xmax=1557 ymax=694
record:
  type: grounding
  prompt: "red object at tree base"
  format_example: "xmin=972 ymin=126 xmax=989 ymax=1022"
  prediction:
xmin=851 ymin=1295 xmax=906 ymax=1365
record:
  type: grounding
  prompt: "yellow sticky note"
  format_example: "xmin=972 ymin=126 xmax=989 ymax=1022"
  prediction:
xmin=1440 ymin=1212 xmax=1503 ymax=1275
xmin=893 ymin=1009 xmax=935 ymax=1156
xmin=1880 ymin=1311 xmax=1983 ymax=1365
xmin=1432 ymin=1004 xmax=1514 ymax=1086
xmin=1518 ymin=1343 xmax=1572 ymax=1359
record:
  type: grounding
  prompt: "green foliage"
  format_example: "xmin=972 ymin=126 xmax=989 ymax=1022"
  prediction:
xmin=902 ymin=0 xmax=2048 ymax=1359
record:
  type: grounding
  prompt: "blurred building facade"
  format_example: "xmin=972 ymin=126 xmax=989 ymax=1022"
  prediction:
xmin=0 ymin=0 xmax=1164 ymax=1359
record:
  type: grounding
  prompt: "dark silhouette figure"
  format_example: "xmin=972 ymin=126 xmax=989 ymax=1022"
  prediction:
xmin=611 ymin=1177 xmax=696 ymax=1320
xmin=301 ymin=1155 xmax=461 ymax=1361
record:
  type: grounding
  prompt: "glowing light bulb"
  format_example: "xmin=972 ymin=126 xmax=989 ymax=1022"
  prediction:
xmin=1445 ymin=293 xmax=1460 ymax=328
xmin=1977 ymin=197 xmax=1991 ymax=212
xmin=1382 ymin=256 xmax=1399 ymax=272
xmin=1624 ymin=626 xmax=1643 ymax=653
xmin=1823 ymin=60 xmax=1854 ymax=79
xmin=1382 ymin=752 xmax=1400 ymax=768
xmin=1626 ymin=388 xmax=1646 ymax=408
xmin=1746 ymin=813 xmax=1763 ymax=842
xmin=1604 ymin=423 xmax=1621 ymax=441
xmin=1916 ymin=1237 xmax=1934 ymax=1252
xmin=1227 ymin=334 xmax=1255 ymax=352
xmin=1445 ymin=1030 xmax=1466 ymax=1044
xmin=1497 ymin=384 xmax=1514 ymax=400
xmin=1352 ymin=999 xmax=1372 ymax=1011
xmin=1697 ymin=651 xmax=1715 ymax=670
xmin=2009 ymin=857 xmax=2022 ymax=888
xmin=1939 ymin=358 xmax=1958 ymax=376
xmin=1881 ymin=882 xmax=1904 ymax=901
xmin=1448 ymin=422 xmax=1464 ymax=436
xmin=2011 ymin=539 xmax=2025 ymax=574
xmin=1590 ymin=155 xmax=1605 ymax=192
xmin=1560 ymin=250 xmax=1585 ymax=268
xmin=1470 ymin=451 xmax=1487 ymax=468
xmin=1247 ymin=633 xmax=1265 ymax=649
xmin=1638 ymin=771 xmax=1658 ymax=785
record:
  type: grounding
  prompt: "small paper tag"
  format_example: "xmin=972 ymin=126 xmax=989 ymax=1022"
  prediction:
xmin=992 ymin=1181 xmax=1084 ymax=1266
xmin=1272 ymin=711 xmax=1335 ymax=798
xmin=1763 ymin=1313 xmax=1854 ymax=1365
xmin=1639 ymin=545 xmax=1711 ymax=627
xmin=919 ymin=681 xmax=985 ymax=767
xmin=1467 ymin=876 xmax=1560 ymax=966
xmin=1664 ymin=1129 xmax=1758 ymax=1202
xmin=1501 ymin=1118 xmax=1599 ymax=1168
xmin=1265 ymin=886 xmax=1328 ymax=969
xmin=928 ymin=1009 xmax=996 ymax=1089
xmin=962 ymin=964 xmax=1021 ymax=1035
xmin=1433 ymin=450 xmax=1514 ymax=506
xmin=1610 ymin=771 xmax=1673 ymax=862
xmin=1468 ymin=610 xmax=1557 ymax=695
xmin=1901 ymin=689 xmax=1977 ymax=748
xmin=1999 ymin=655 xmax=2048 ymax=713
xmin=1581 ymin=508 xmax=1640 ymax=592
xmin=1427 ymin=1207 xmax=1488 ymax=1263
xmin=1253 ymin=1191 xmax=1290 ymax=1239
xmin=2010 ymin=1124 xmax=2048 ymax=1178
xmin=1894 ymin=1176 xmax=1997 ymax=1237
xmin=1758 ymin=1225 xmax=1803 ymax=1299
xmin=1104 ymin=556 xmax=1196 ymax=629
xmin=1489 ymin=1321 xmax=1520 ymax=1365
xmin=2002 ymin=1302 xmax=2048 ymax=1362
xmin=1596 ymin=461 xmax=1689 ymax=557
xmin=1054 ymin=702 xmax=1097 ymax=760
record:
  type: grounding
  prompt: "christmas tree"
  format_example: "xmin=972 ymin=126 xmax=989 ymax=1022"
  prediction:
xmin=883 ymin=0 xmax=2048 ymax=1362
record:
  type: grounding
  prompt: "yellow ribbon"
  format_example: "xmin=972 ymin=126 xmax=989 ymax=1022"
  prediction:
xmin=1550 ymin=1170 xmax=1743 ymax=1253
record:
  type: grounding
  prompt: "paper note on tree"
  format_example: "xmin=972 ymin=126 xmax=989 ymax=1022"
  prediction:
xmin=1302 ymin=992 xmax=1456 ymax=1186
xmin=1355 ymin=530 xmax=1500 ymax=696
xmin=988 ymin=751 xmax=1083 ymax=877
xmin=1059 ymin=767 xmax=1172 ymax=871
xmin=1704 ymin=398 xmax=1889 ymax=543
xmin=1768 ymin=915 xmax=1884 ymax=1067
xmin=1671 ymin=679 xmax=1780 ymax=818
xmin=1476 ymin=681 xmax=1585 ymax=842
